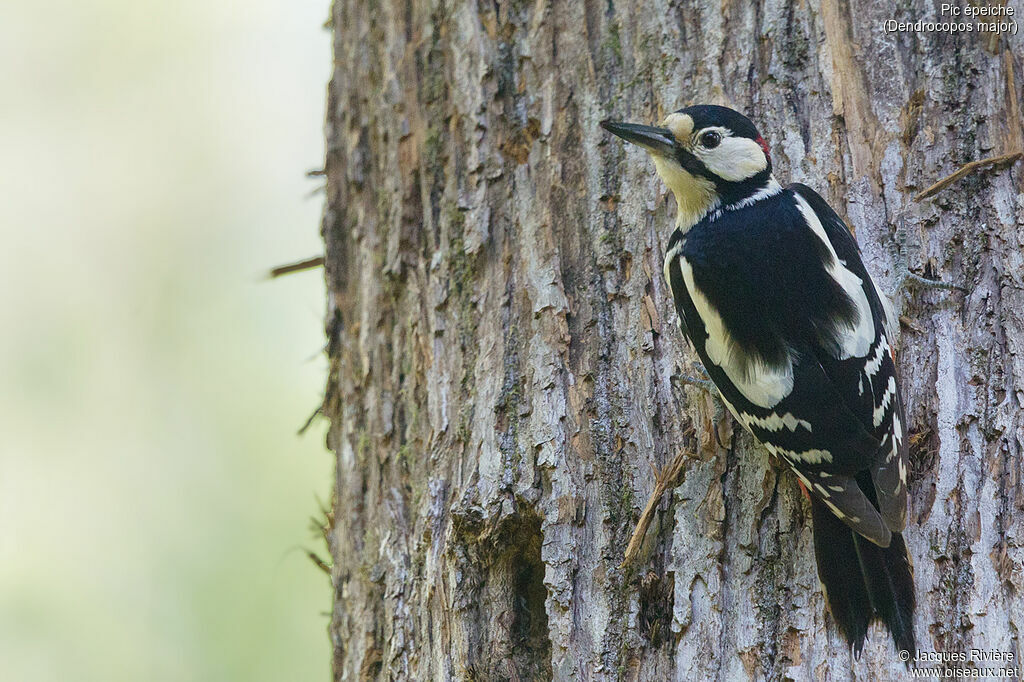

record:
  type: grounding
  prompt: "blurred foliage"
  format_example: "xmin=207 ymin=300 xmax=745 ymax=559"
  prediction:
xmin=0 ymin=1 xmax=334 ymax=680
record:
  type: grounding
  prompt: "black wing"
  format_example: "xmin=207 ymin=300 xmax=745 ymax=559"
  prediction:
xmin=789 ymin=183 xmax=907 ymax=532
xmin=666 ymin=186 xmax=907 ymax=544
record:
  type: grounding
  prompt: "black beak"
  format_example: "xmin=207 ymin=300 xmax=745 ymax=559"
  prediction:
xmin=600 ymin=120 xmax=677 ymax=156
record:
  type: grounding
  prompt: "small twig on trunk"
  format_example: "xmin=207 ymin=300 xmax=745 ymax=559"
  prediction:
xmin=306 ymin=549 xmax=332 ymax=576
xmin=914 ymin=151 xmax=1022 ymax=201
xmin=899 ymin=315 xmax=926 ymax=334
xmin=268 ymin=255 xmax=325 ymax=279
xmin=298 ymin=404 xmax=324 ymax=435
xmin=620 ymin=447 xmax=697 ymax=569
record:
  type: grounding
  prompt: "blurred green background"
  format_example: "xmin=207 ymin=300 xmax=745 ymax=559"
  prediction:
xmin=0 ymin=1 xmax=334 ymax=680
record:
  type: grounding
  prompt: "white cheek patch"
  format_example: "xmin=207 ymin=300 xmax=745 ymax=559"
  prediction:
xmin=698 ymin=135 xmax=768 ymax=182
xmin=679 ymin=256 xmax=794 ymax=408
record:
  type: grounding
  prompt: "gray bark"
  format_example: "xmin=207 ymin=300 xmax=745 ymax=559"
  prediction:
xmin=321 ymin=1 xmax=1024 ymax=679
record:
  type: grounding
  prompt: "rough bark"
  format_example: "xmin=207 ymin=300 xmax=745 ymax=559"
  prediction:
xmin=321 ymin=1 xmax=1024 ymax=679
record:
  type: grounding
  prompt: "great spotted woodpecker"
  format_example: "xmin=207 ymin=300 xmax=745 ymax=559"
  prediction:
xmin=602 ymin=105 xmax=915 ymax=656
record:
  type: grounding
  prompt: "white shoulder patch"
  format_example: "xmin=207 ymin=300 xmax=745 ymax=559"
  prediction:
xmin=792 ymin=194 xmax=875 ymax=360
xmin=679 ymin=256 xmax=793 ymax=408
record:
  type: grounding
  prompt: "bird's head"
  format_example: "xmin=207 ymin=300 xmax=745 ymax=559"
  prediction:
xmin=601 ymin=105 xmax=775 ymax=229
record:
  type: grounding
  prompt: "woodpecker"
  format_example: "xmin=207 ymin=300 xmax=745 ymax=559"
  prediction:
xmin=602 ymin=105 xmax=915 ymax=656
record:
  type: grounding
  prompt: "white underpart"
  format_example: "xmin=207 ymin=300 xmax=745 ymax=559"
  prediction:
xmin=793 ymin=194 xmax=876 ymax=359
xmin=693 ymin=128 xmax=769 ymax=182
xmin=873 ymin=375 xmax=897 ymax=427
xmin=679 ymin=257 xmax=794 ymax=408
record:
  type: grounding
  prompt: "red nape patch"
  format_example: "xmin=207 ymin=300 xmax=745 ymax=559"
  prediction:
xmin=756 ymin=135 xmax=771 ymax=159
xmin=797 ymin=478 xmax=811 ymax=501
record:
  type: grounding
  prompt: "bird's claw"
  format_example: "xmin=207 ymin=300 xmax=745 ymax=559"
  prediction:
xmin=898 ymin=269 xmax=966 ymax=294
xmin=680 ymin=375 xmax=715 ymax=392
xmin=680 ymin=365 xmax=715 ymax=393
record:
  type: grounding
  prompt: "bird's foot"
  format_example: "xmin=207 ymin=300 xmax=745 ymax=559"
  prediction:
xmin=679 ymin=367 xmax=715 ymax=393
xmin=678 ymin=365 xmax=730 ymax=449
xmin=680 ymin=377 xmax=716 ymax=392
xmin=897 ymin=269 xmax=966 ymax=294
xmin=890 ymin=216 xmax=965 ymax=305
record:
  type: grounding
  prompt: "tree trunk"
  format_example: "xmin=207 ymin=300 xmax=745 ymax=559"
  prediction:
xmin=321 ymin=1 xmax=1024 ymax=679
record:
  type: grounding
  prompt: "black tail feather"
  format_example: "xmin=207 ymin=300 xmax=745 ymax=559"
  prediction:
xmin=811 ymin=496 xmax=872 ymax=655
xmin=852 ymin=531 xmax=916 ymax=653
xmin=811 ymin=496 xmax=916 ymax=656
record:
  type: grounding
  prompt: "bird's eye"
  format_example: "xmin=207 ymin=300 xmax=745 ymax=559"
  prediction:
xmin=699 ymin=131 xmax=722 ymax=149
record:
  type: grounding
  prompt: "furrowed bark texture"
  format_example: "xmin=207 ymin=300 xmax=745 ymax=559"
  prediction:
xmin=322 ymin=1 xmax=1024 ymax=679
